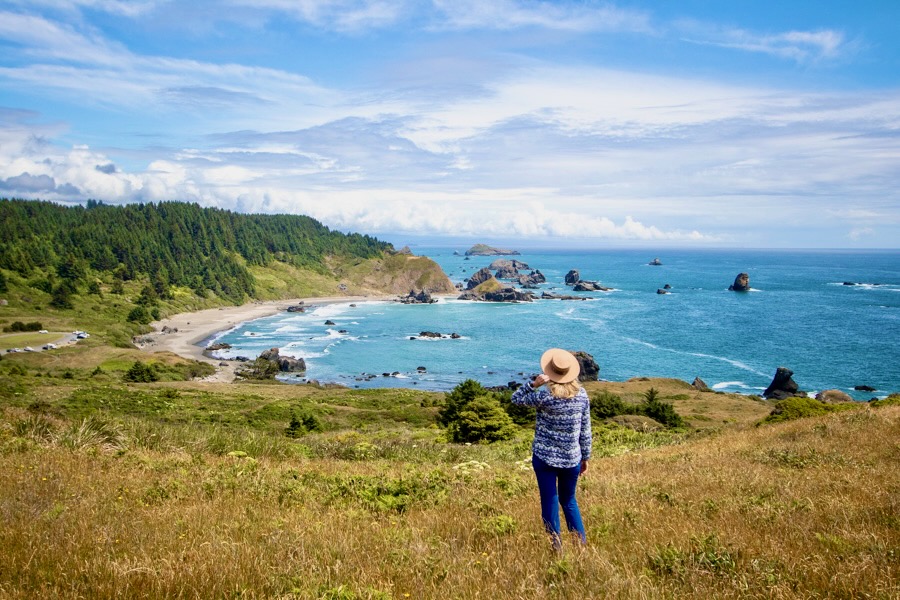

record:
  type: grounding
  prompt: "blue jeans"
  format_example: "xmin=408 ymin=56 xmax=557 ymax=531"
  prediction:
xmin=532 ymin=455 xmax=586 ymax=546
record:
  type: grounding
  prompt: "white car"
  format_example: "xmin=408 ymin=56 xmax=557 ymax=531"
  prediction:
xmin=23 ymin=347 xmax=36 ymax=352
xmin=42 ymin=343 xmax=57 ymax=350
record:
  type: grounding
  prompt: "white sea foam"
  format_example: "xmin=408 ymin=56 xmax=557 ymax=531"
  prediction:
xmin=712 ymin=381 xmax=743 ymax=390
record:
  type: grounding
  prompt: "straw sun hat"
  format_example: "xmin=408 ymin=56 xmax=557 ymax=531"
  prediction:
xmin=540 ymin=348 xmax=580 ymax=383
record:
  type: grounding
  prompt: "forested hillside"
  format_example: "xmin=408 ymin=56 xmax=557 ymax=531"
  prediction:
xmin=0 ymin=199 xmax=389 ymax=303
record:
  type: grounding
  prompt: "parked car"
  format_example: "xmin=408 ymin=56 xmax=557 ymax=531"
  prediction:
xmin=23 ymin=346 xmax=36 ymax=352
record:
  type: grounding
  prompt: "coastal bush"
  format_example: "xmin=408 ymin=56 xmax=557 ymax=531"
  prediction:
xmin=123 ymin=360 xmax=159 ymax=383
xmin=451 ymin=395 xmax=518 ymax=443
xmin=285 ymin=409 xmax=323 ymax=437
xmin=759 ymin=396 xmax=851 ymax=425
xmin=640 ymin=388 xmax=687 ymax=429
xmin=126 ymin=305 xmax=152 ymax=324
xmin=590 ymin=390 xmax=630 ymax=419
xmin=2 ymin=320 xmax=43 ymax=332
xmin=439 ymin=380 xmax=519 ymax=443
xmin=870 ymin=393 xmax=900 ymax=408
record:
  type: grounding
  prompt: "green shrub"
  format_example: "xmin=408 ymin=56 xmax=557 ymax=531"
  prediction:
xmin=640 ymin=388 xmax=687 ymax=428
xmin=126 ymin=305 xmax=152 ymax=324
xmin=870 ymin=393 xmax=900 ymax=408
xmin=3 ymin=320 xmax=43 ymax=332
xmin=123 ymin=360 xmax=159 ymax=383
xmin=591 ymin=390 xmax=630 ymax=419
xmin=286 ymin=410 xmax=323 ymax=438
xmin=437 ymin=379 xmax=485 ymax=427
xmin=450 ymin=395 xmax=518 ymax=443
xmin=760 ymin=396 xmax=840 ymax=425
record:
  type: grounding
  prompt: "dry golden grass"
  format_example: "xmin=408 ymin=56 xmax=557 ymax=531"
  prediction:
xmin=1 ymin=399 xmax=897 ymax=599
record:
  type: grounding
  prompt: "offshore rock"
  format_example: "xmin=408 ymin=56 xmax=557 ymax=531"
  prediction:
xmin=465 ymin=244 xmax=520 ymax=256
xmin=517 ymin=270 xmax=546 ymax=287
xmin=564 ymin=269 xmax=580 ymax=285
xmin=729 ymin=273 xmax=751 ymax=292
xmin=466 ymin=267 xmax=494 ymax=290
xmin=649 ymin=258 xmax=662 ymax=266
xmin=399 ymin=289 xmax=436 ymax=304
xmin=258 ymin=347 xmax=306 ymax=373
xmin=482 ymin=288 xmax=534 ymax=302
xmin=764 ymin=367 xmax=805 ymax=400
xmin=571 ymin=350 xmax=600 ymax=382
xmin=573 ymin=280 xmax=612 ymax=292
xmin=541 ymin=292 xmax=587 ymax=301
xmin=494 ymin=265 xmax=520 ymax=279
xmin=489 ymin=259 xmax=530 ymax=271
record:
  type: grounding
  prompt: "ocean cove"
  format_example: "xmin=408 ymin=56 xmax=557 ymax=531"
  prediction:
xmin=211 ymin=248 xmax=900 ymax=399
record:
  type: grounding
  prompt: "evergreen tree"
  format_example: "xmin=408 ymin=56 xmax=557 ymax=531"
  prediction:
xmin=49 ymin=280 xmax=75 ymax=309
xmin=451 ymin=396 xmax=518 ymax=443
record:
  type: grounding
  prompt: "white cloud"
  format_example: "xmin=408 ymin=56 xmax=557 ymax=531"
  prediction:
xmin=431 ymin=0 xmax=652 ymax=33
xmin=677 ymin=20 xmax=850 ymax=63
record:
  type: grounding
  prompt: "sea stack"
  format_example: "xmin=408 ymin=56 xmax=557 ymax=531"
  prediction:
xmin=763 ymin=367 xmax=805 ymax=400
xmin=729 ymin=273 xmax=751 ymax=292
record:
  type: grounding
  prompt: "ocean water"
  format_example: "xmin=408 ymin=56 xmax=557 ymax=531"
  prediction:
xmin=211 ymin=248 xmax=900 ymax=400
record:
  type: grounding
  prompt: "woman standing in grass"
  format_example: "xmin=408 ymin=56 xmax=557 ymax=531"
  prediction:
xmin=512 ymin=348 xmax=592 ymax=550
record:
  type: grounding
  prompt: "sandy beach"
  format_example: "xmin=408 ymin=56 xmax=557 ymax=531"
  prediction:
xmin=137 ymin=295 xmax=396 ymax=382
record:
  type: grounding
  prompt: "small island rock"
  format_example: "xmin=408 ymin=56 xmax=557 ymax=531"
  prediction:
xmin=729 ymin=273 xmax=751 ymax=292
xmin=763 ymin=367 xmax=805 ymax=400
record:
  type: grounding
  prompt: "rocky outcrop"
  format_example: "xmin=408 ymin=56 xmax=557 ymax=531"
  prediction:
xmin=517 ymin=270 xmax=546 ymax=287
xmin=572 ymin=350 xmax=600 ymax=381
xmin=692 ymin=377 xmax=710 ymax=392
xmin=573 ymin=280 xmax=612 ymax=292
xmin=816 ymin=389 xmax=854 ymax=404
xmin=564 ymin=269 xmax=580 ymax=285
xmin=466 ymin=267 xmax=494 ymax=290
xmin=729 ymin=273 xmax=751 ymax=292
xmin=286 ymin=304 xmax=306 ymax=313
xmin=258 ymin=348 xmax=306 ymax=373
xmin=465 ymin=244 xmax=520 ymax=256
xmin=482 ymin=288 xmax=534 ymax=302
xmin=413 ymin=331 xmax=461 ymax=339
xmin=763 ymin=367 xmax=805 ymax=400
xmin=399 ymin=289 xmax=437 ymax=304
xmin=458 ymin=286 xmax=533 ymax=302
xmin=489 ymin=259 xmax=530 ymax=271
xmin=649 ymin=258 xmax=662 ymax=266
xmin=494 ymin=265 xmax=520 ymax=279
xmin=656 ymin=289 xmax=669 ymax=295
xmin=540 ymin=292 xmax=587 ymax=301
xmin=854 ymin=385 xmax=876 ymax=392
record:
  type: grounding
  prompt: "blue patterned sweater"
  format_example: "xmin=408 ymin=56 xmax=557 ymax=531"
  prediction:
xmin=511 ymin=383 xmax=592 ymax=468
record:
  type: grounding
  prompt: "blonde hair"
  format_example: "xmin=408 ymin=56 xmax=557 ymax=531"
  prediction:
xmin=548 ymin=380 xmax=582 ymax=399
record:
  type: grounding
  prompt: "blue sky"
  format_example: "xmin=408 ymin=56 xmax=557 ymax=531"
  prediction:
xmin=1 ymin=1 xmax=898 ymax=248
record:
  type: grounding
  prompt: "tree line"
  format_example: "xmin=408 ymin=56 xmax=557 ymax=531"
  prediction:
xmin=0 ymin=198 xmax=390 ymax=303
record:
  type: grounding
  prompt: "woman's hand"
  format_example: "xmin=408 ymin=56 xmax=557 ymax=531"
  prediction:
xmin=579 ymin=460 xmax=588 ymax=475
xmin=532 ymin=374 xmax=550 ymax=387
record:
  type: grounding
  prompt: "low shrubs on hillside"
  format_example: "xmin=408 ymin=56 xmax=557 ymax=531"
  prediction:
xmin=759 ymin=396 xmax=857 ymax=425
xmin=590 ymin=387 xmax=687 ymax=429
xmin=2 ymin=320 xmax=43 ymax=332
xmin=870 ymin=393 xmax=900 ymax=408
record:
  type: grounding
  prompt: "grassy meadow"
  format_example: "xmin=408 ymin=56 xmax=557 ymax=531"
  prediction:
xmin=1 ymin=270 xmax=898 ymax=599
xmin=0 ymin=361 xmax=898 ymax=599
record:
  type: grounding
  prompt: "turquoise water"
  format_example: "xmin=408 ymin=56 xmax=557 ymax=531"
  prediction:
xmin=211 ymin=248 xmax=900 ymax=399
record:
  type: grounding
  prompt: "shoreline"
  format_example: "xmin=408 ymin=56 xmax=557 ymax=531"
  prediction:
xmin=137 ymin=295 xmax=402 ymax=382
